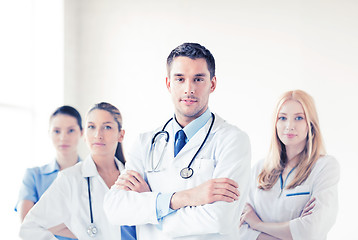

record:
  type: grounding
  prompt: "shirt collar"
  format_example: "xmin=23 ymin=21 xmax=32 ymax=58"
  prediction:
xmin=82 ymin=155 xmax=125 ymax=178
xmin=173 ymin=108 xmax=211 ymax=141
xmin=41 ymin=157 xmax=81 ymax=175
xmin=40 ymin=159 xmax=60 ymax=175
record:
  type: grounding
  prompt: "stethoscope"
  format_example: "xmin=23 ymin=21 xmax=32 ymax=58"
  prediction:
xmin=149 ymin=113 xmax=215 ymax=179
xmin=86 ymin=177 xmax=98 ymax=237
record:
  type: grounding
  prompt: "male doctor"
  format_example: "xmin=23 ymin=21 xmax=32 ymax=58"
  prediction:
xmin=104 ymin=42 xmax=251 ymax=240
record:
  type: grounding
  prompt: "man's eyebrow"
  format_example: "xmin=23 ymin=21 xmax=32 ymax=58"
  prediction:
xmin=194 ymin=73 xmax=207 ymax=77
xmin=173 ymin=73 xmax=184 ymax=76
xmin=103 ymin=121 xmax=115 ymax=124
xmin=172 ymin=73 xmax=207 ymax=77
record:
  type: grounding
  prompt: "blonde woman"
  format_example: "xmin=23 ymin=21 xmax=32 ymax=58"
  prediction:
xmin=239 ymin=90 xmax=339 ymax=240
xmin=20 ymin=102 xmax=136 ymax=240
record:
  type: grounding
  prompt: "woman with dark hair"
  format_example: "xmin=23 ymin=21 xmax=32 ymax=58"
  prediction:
xmin=20 ymin=102 xmax=136 ymax=240
xmin=16 ymin=105 xmax=83 ymax=239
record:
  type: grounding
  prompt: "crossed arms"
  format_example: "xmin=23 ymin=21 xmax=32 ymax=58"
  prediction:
xmin=103 ymin=129 xmax=251 ymax=237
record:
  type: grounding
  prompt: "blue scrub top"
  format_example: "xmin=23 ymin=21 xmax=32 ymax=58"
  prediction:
xmin=16 ymin=159 xmax=137 ymax=240
xmin=16 ymin=159 xmax=78 ymax=240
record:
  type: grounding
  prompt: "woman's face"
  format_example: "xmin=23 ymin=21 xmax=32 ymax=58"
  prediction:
xmin=85 ymin=109 xmax=124 ymax=158
xmin=276 ymin=100 xmax=309 ymax=152
xmin=50 ymin=114 xmax=82 ymax=156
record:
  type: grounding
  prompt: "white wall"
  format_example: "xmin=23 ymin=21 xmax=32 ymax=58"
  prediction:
xmin=64 ymin=0 xmax=358 ymax=238
xmin=5 ymin=0 xmax=357 ymax=239
xmin=1 ymin=0 xmax=65 ymax=239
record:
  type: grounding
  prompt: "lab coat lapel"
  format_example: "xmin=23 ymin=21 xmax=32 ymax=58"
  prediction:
xmin=163 ymin=124 xmax=175 ymax=165
xmin=82 ymin=155 xmax=124 ymax=177
xmin=180 ymin=127 xmax=206 ymax=155
xmin=173 ymin=115 xmax=216 ymax=165
xmin=82 ymin=155 xmax=99 ymax=178
xmin=81 ymin=155 xmax=124 ymax=191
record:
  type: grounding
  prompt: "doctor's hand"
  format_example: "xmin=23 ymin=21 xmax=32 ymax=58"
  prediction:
xmin=257 ymin=233 xmax=280 ymax=240
xmin=170 ymin=178 xmax=239 ymax=210
xmin=300 ymin=197 xmax=316 ymax=218
xmin=49 ymin=223 xmax=77 ymax=239
xmin=240 ymin=203 xmax=262 ymax=230
xmin=115 ymin=170 xmax=151 ymax=193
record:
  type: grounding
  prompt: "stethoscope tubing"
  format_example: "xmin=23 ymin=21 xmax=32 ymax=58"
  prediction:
xmin=87 ymin=177 xmax=94 ymax=224
xmin=150 ymin=113 xmax=215 ymax=178
xmin=186 ymin=113 xmax=215 ymax=170
xmin=86 ymin=177 xmax=98 ymax=237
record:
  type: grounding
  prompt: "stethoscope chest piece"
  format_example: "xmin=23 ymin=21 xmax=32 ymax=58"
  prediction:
xmin=180 ymin=167 xmax=194 ymax=179
xmin=87 ymin=224 xmax=98 ymax=237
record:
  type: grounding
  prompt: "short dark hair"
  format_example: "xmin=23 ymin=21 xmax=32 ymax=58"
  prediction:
xmin=51 ymin=105 xmax=82 ymax=131
xmin=166 ymin=43 xmax=215 ymax=79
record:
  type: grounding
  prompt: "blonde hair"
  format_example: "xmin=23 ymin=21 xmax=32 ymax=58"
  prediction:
xmin=257 ymin=90 xmax=326 ymax=190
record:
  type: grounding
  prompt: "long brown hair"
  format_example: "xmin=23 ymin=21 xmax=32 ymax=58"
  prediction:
xmin=257 ymin=90 xmax=326 ymax=190
xmin=88 ymin=102 xmax=125 ymax=165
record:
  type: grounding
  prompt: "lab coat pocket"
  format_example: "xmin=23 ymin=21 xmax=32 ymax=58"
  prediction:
xmin=193 ymin=158 xmax=216 ymax=183
xmin=283 ymin=185 xmax=311 ymax=215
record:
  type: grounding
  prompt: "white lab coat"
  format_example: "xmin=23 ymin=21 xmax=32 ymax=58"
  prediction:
xmin=104 ymin=114 xmax=251 ymax=240
xmin=20 ymin=156 xmax=124 ymax=240
xmin=239 ymin=155 xmax=340 ymax=240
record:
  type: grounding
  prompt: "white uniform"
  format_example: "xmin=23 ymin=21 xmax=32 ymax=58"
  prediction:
xmin=240 ymin=155 xmax=340 ymax=240
xmin=20 ymin=156 xmax=124 ymax=240
xmin=104 ymin=114 xmax=251 ymax=240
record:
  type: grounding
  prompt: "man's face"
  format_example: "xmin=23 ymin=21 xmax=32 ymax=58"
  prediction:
xmin=166 ymin=56 xmax=216 ymax=126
